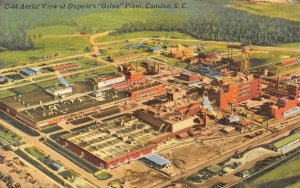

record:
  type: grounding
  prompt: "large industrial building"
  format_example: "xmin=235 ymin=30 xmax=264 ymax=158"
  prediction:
xmin=127 ymin=82 xmax=165 ymax=100
xmin=271 ymin=98 xmax=299 ymax=120
xmin=212 ymin=73 xmax=261 ymax=109
xmin=0 ymin=83 xmax=127 ymax=128
xmin=136 ymin=96 xmax=201 ymax=133
xmin=269 ymin=131 xmax=300 ymax=152
xmin=88 ymin=74 xmax=126 ymax=89
xmin=59 ymin=115 xmax=163 ymax=169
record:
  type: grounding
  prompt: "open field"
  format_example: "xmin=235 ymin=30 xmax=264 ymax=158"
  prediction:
xmin=249 ymin=51 xmax=300 ymax=67
xmin=277 ymin=42 xmax=300 ymax=49
xmin=0 ymin=124 xmax=22 ymax=144
xmin=27 ymin=9 xmax=177 ymax=36
xmin=0 ymin=36 xmax=90 ymax=69
xmin=242 ymin=155 xmax=300 ymax=188
xmin=231 ymin=2 xmax=300 ymax=22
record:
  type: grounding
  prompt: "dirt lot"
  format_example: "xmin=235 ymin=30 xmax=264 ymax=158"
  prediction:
xmin=105 ymin=160 xmax=170 ymax=188
xmin=159 ymin=130 xmax=271 ymax=174
xmin=0 ymin=149 xmax=60 ymax=188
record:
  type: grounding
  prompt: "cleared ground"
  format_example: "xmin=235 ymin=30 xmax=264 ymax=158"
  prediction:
xmin=232 ymin=2 xmax=300 ymax=22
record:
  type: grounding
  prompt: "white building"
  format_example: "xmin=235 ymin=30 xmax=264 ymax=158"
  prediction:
xmin=97 ymin=75 xmax=126 ymax=88
xmin=45 ymin=86 xmax=72 ymax=96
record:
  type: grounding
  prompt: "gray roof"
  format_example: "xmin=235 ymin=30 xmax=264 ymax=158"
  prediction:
xmin=228 ymin=116 xmax=240 ymax=123
xmin=20 ymin=67 xmax=39 ymax=75
xmin=51 ymin=162 xmax=64 ymax=169
xmin=144 ymin=154 xmax=170 ymax=166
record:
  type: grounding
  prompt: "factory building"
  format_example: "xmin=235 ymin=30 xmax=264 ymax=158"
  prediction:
xmin=167 ymin=88 xmax=187 ymax=101
xmin=179 ymin=72 xmax=201 ymax=82
xmin=216 ymin=74 xmax=261 ymax=109
xmin=88 ymin=74 xmax=126 ymax=89
xmin=238 ymin=77 xmax=261 ymax=103
xmin=128 ymin=83 xmax=165 ymax=100
xmin=19 ymin=67 xmax=41 ymax=77
xmin=50 ymin=63 xmax=80 ymax=72
xmin=135 ymin=97 xmax=201 ymax=133
xmin=271 ymin=98 xmax=298 ymax=120
xmin=216 ymin=83 xmax=239 ymax=109
xmin=58 ymin=116 xmax=161 ymax=169
xmin=269 ymin=132 xmax=300 ymax=152
xmin=45 ymin=85 xmax=72 ymax=97
xmin=136 ymin=109 xmax=195 ymax=133
xmin=164 ymin=45 xmax=193 ymax=59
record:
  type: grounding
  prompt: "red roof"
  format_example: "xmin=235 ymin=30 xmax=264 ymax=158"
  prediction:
xmin=280 ymin=59 xmax=297 ymax=66
xmin=51 ymin=63 xmax=79 ymax=71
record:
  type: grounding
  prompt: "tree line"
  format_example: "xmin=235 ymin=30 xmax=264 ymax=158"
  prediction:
xmin=116 ymin=8 xmax=300 ymax=46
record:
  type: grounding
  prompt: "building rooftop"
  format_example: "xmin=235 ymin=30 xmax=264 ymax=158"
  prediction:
xmin=207 ymin=165 xmax=223 ymax=174
xmin=272 ymin=132 xmax=300 ymax=149
xmin=61 ymin=115 xmax=163 ymax=162
xmin=144 ymin=154 xmax=170 ymax=166
xmin=149 ymin=46 xmax=164 ymax=51
xmin=20 ymin=67 xmax=40 ymax=75
xmin=127 ymin=82 xmax=162 ymax=93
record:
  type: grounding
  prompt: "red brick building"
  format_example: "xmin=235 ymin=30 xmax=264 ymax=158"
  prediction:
xmin=271 ymin=99 xmax=298 ymax=120
xmin=175 ymin=102 xmax=202 ymax=116
xmin=217 ymin=78 xmax=261 ymax=109
xmin=129 ymin=84 xmax=165 ymax=100
xmin=179 ymin=72 xmax=201 ymax=82
xmin=50 ymin=63 xmax=80 ymax=72
xmin=58 ymin=137 xmax=157 ymax=169
xmin=217 ymin=83 xmax=239 ymax=109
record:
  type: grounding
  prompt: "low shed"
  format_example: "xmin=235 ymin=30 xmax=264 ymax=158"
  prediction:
xmin=142 ymin=154 xmax=170 ymax=169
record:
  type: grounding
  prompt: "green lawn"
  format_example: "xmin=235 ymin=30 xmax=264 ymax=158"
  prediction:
xmin=94 ymin=170 xmax=112 ymax=180
xmin=232 ymin=2 xmax=300 ymax=22
xmin=28 ymin=25 xmax=79 ymax=36
xmin=0 ymin=36 xmax=90 ymax=69
xmin=96 ymin=31 xmax=194 ymax=43
xmin=25 ymin=147 xmax=46 ymax=159
xmin=250 ymin=51 xmax=299 ymax=68
xmin=0 ymin=125 xmax=21 ymax=144
xmin=243 ymin=155 xmax=300 ymax=188
xmin=277 ymin=42 xmax=300 ymax=48
xmin=25 ymin=146 xmax=58 ymax=167
xmin=75 ymin=8 xmax=184 ymax=33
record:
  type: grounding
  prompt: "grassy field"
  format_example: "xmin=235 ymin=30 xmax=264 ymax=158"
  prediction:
xmin=243 ymin=155 xmax=300 ymax=188
xmin=0 ymin=36 xmax=90 ymax=69
xmin=277 ymin=42 xmax=300 ymax=48
xmin=231 ymin=2 xmax=300 ymax=22
xmin=96 ymin=31 xmax=195 ymax=43
xmin=0 ymin=124 xmax=21 ymax=144
xmin=94 ymin=171 xmax=112 ymax=180
xmin=0 ymin=65 xmax=117 ymax=99
xmin=249 ymin=51 xmax=299 ymax=67
xmin=26 ymin=8 xmax=185 ymax=36
xmin=25 ymin=147 xmax=46 ymax=159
